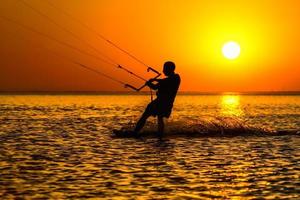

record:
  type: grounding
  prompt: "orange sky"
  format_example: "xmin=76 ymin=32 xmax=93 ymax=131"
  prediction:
xmin=0 ymin=0 xmax=299 ymax=92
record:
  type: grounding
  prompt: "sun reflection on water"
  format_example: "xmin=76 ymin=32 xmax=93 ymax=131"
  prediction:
xmin=220 ymin=95 xmax=243 ymax=117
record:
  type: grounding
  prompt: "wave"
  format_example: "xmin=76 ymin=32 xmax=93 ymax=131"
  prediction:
xmin=113 ymin=117 xmax=300 ymax=138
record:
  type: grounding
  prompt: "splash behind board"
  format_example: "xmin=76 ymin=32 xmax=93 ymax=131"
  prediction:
xmin=112 ymin=128 xmax=299 ymax=138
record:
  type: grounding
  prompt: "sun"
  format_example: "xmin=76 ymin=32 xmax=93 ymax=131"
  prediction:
xmin=222 ymin=41 xmax=241 ymax=59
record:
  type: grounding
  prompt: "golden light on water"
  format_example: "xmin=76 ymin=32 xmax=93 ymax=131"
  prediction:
xmin=220 ymin=95 xmax=243 ymax=117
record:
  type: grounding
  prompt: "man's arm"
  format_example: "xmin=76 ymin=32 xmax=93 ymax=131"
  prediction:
xmin=146 ymin=78 xmax=161 ymax=90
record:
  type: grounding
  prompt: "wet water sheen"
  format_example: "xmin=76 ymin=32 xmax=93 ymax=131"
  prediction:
xmin=0 ymin=95 xmax=299 ymax=199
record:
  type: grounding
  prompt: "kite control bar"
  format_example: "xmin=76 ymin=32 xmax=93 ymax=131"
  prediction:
xmin=124 ymin=67 xmax=161 ymax=91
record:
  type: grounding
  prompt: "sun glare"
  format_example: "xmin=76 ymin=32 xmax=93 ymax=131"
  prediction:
xmin=222 ymin=41 xmax=241 ymax=59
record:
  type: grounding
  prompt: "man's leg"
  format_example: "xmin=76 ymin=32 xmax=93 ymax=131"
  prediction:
xmin=134 ymin=111 xmax=151 ymax=134
xmin=157 ymin=116 xmax=164 ymax=139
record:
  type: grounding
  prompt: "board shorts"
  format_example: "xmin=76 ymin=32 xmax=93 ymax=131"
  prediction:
xmin=144 ymin=98 xmax=173 ymax=118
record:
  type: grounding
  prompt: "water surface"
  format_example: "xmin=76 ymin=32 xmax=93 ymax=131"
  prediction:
xmin=0 ymin=94 xmax=299 ymax=199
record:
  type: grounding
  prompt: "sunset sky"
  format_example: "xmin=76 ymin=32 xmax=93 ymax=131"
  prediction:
xmin=0 ymin=0 xmax=299 ymax=92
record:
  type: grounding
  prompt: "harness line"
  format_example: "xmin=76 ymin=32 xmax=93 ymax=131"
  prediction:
xmin=0 ymin=15 xmax=147 ymax=84
xmin=1 ymin=22 xmax=127 ymax=86
xmin=44 ymin=0 xmax=151 ymax=69
xmin=5 ymin=1 xmax=161 ymax=99
xmin=40 ymin=0 xmax=158 ymax=97
xmin=17 ymin=0 xmax=147 ymax=82
xmin=0 ymin=16 xmax=153 ymax=93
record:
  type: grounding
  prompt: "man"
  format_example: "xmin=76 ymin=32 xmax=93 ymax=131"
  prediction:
xmin=133 ymin=61 xmax=181 ymax=139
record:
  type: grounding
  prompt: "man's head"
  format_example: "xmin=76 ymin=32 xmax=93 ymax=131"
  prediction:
xmin=163 ymin=61 xmax=176 ymax=76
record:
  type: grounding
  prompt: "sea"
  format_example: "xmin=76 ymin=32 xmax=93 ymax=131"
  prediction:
xmin=0 ymin=94 xmax=299 ymax=199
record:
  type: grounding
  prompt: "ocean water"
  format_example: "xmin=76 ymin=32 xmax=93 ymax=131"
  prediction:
xmin=0 ymin=94 xmax=299 ymax=199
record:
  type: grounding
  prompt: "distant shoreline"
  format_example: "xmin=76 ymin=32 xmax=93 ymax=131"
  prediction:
xmin=0 ymin=91 xmax=299 ymax=96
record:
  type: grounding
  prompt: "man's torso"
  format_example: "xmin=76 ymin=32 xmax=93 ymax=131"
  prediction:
xmin=156 ymin=73 xmax=181 ymax=105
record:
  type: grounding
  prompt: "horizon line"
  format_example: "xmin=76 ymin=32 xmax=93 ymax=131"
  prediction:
xmin=0 ymin=90 xmax=300 ymax=95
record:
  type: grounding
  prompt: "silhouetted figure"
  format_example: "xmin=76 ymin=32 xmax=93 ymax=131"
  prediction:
xmin=134 ymin=61 xmax=181 ymax=139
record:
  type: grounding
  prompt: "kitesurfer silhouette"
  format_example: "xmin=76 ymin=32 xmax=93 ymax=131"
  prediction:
xmin=133 ymin=61 xmax=181 ymax=139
